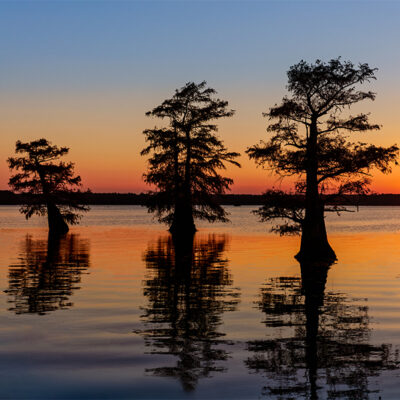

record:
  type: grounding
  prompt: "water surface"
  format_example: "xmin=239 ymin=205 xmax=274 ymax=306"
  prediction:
xmin=0 ymin=206 xmax=399 ymax=399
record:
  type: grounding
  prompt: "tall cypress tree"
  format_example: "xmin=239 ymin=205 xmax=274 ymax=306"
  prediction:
xmin=247 ymin=59 xmax=398 ymax=261
xmin=142 ymin=81 xmax=240 ymax=235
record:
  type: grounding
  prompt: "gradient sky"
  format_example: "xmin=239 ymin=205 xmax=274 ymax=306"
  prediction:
xmin=1 ymin=1 xmax=400 ymax=193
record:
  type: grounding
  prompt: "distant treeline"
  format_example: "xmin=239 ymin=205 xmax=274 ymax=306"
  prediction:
xmin=2 ymin=190 xmax=400 ymax=206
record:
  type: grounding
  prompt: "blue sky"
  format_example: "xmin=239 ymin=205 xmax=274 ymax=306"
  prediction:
xmin=2 ymin=1 xmax=399 ymax=94
xmin=1 ymin=1 xmax=400 ymax=192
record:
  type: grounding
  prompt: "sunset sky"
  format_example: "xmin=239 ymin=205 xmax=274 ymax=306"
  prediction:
xmin=1 ymin=1 xmax=400 ymax=194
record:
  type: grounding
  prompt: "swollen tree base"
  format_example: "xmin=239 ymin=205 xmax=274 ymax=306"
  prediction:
xmin=295 ymin=239 xmax=337 ymax=264
xmin=295 ymin=225 xmax=337 ymax=263
xmin=169 ymin=207 xmax=197 ymax=237
xmin=47 ymin=203 xmax=69 ymax=236
xmin=295 ymin=211 xmax=337 ymax=263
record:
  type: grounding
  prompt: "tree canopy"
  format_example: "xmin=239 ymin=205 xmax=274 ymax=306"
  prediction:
xmin=142 ymin=81 xmax=240 ymax=234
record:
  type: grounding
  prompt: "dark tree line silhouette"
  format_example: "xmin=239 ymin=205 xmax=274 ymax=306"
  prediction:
xmin=7 ymin=58 xmax=399 ymax=262
xmin=4 ymin=59 xmax=400 ymax=396
xmin=141 ymin=59 xmax=398 ymax=261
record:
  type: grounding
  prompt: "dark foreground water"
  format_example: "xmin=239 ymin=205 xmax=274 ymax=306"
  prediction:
xmin=0 ymin=206 xmax=399 ymax=399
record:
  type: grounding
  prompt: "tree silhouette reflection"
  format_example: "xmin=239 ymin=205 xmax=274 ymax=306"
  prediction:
xmin=140 ymin=234 xmax=240 ymax=391
xmin=246 ymin=261 xmax=399 ymax=399
xmin=5 ymin=234 xmax=90 ymax=315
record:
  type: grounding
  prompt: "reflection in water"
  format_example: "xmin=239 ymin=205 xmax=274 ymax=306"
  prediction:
xmin=246 ymin=261 xmax=399 ymax=399
xmin=139 ymin=234 xmax=240 ymax=391
xmin=5 ymin=234 xmax=90 ymax=315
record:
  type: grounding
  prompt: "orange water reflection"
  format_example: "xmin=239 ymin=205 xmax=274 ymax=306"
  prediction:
xmin=139 ymin=234 xmax=240 ymax=391
xmin=0 ymin=224 xmax=399 ymax=398
xmin=246 ymin=260 xmax=399 ymax=398
xmin=5 ymin=234 xmax=90 ymax=315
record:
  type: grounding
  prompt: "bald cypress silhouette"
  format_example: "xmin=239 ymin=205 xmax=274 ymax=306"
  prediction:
xmin=247 ymin=58 xmax=398 ymax=262
xmin=8 ymin=139 xmax=89 ymax=235
xmin=141 ymin=81 xmax=240 ymax=235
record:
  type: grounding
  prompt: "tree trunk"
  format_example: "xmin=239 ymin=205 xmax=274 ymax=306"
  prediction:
xmin=297 ymin=203 xmax=336 ymax=262
xmin=47 ymin=202 xmax=69 ymax=236
xmin=170 ymin=127 xmax=196 ymax=235
xmin=296 ymin=120 xmax=336 ymax=262
xmin=37 ymin=165 xmax=69 ymax=236
xmin=170 ymin=193 xmax=196 ymax=235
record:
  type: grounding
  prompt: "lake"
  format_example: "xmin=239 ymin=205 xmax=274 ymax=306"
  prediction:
xmin=0 ymin=205 xmax=399 ymax=399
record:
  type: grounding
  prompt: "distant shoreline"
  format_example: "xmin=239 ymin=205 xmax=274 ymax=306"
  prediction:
xmin=2 ymin=190 xmax=400 ymax=206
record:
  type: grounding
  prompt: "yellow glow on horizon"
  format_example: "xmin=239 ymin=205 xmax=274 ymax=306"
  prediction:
xmin=1 ymin=90 xmax=399 ymax=194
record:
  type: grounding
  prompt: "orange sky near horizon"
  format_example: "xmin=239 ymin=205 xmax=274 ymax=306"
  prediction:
xmin=2 ymin=2 xmax=400 ymax=194
xmin=1 ymin=85 xmax=400 ymax=194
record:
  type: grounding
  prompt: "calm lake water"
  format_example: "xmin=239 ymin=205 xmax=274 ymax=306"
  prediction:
xmin=0 ymin=205 xmax=399 ymax=399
